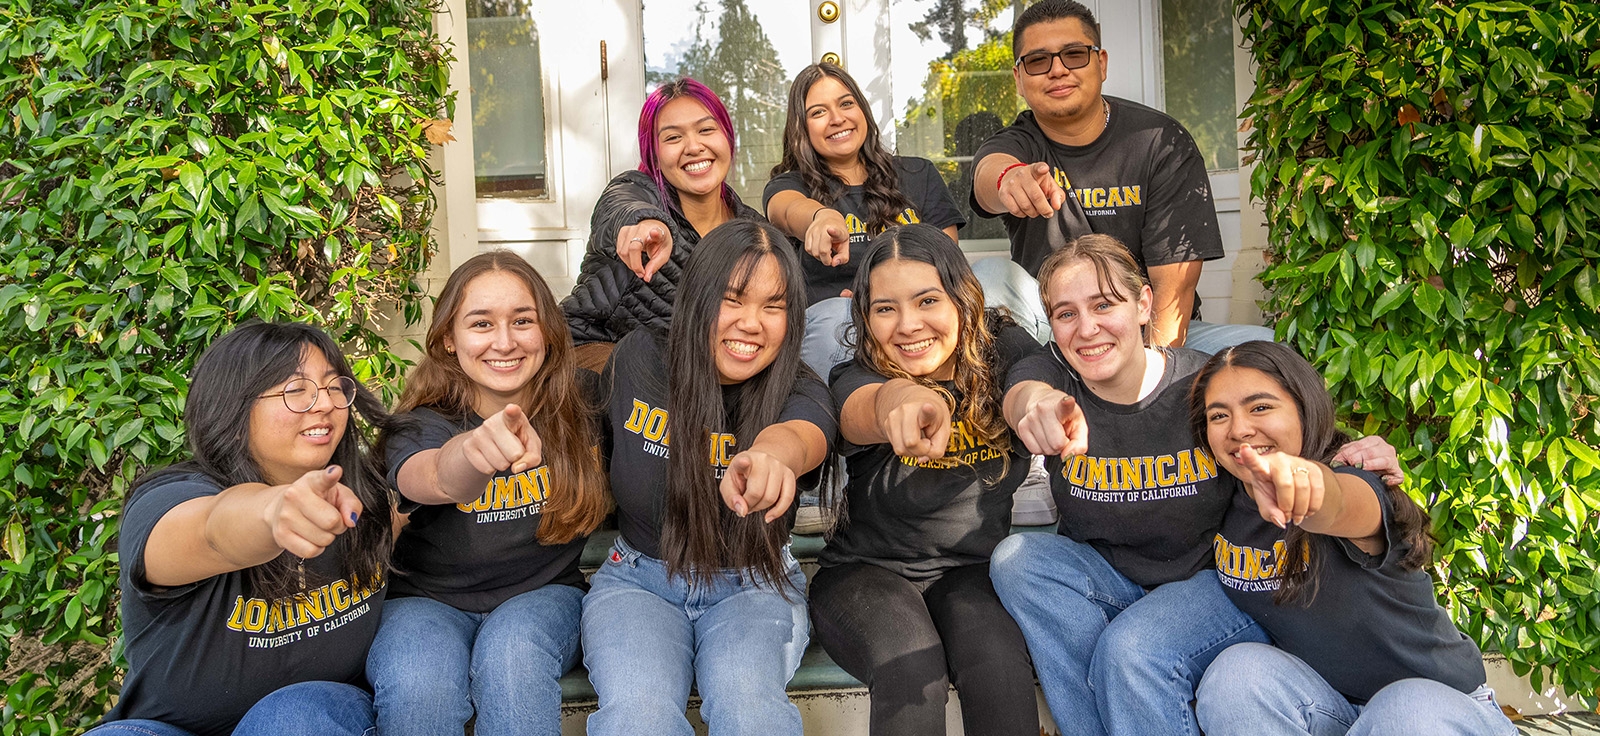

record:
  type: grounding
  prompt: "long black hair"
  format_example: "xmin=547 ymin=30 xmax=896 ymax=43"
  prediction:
xmin=1189 ymin=340 xmax=1434 ymax=606
xmin=771 ymin=62 xmax=915 ymax=236
xmin=130 ymin=321 xmax=396 ymax=601
xmin=658 ymin=218 xmax=826 ymax=590
xmin=847 ymin=224 xmax=1015 ymax=480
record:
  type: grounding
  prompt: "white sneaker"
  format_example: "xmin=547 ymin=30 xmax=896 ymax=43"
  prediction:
xmin=1011 ymin=455 xmax=1057 ymax=527
xmin=793 ymin=504 xmax=834 ymax=536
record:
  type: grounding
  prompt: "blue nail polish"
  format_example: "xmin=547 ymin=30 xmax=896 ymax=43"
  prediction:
xmin=350 ymin=512 xmax=359 ymax=523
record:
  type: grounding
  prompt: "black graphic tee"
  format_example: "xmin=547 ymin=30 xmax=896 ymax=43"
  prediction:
xmin=385 ymin=380 xmax=599 ymax=612
xmin=765 ymin=156 xmax=966 ymax=306
xmin=1213 ymin=468 xmax=1487 ymax=702
xmin=601 ymin=329 xmax=838 ymax=560
xmin=107 ymin=472 xmax=385 ymax=736
xmin=821 ymin=323 xmax=1041 ymax=581
xmin=971 ymin=99 xmax=1224 ymax=314
xmin=1006 ymin=345 xmax=1228 ymax=587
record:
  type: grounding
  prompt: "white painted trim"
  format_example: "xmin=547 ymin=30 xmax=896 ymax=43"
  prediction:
xmin=434 ymin=0 xmax=478 ymax=271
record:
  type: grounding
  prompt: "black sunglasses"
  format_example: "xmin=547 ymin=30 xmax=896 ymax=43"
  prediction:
xmin=1014 ymin=45 xmax=1102 ymax=76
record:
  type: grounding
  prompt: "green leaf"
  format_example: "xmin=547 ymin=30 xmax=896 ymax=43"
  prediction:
xmin=1564 ymin=439 xmax=1600 ymax=472
xmin=178 ymin=162 xmax=204 ymax=201
xmin=1575 ymin=267 xmax=1599 ymax=311
xmin=376 ymin=193 xmax=403 ymax=223
xmin=1414 ymin=281 xmax=1444 ymax=320
xmin=1372 ymin=282 xmax=1413 ymax=319
xmin=3 ymin=521 xmax=24 ymax=564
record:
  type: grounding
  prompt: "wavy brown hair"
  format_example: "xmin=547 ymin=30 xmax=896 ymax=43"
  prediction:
xmin=771 ymin=62 xmax=915 ymax=235
xmin=390 ymin=251 xmax=609 ymax=544
xmin=1189 ymin=341 xmax=1435 ymax=606
xmin=846 ymin=224 xmax=1013 ymax=479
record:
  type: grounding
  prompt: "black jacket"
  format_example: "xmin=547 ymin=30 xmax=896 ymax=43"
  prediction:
xmin=560 ymin=170 xmax=763 ymax=344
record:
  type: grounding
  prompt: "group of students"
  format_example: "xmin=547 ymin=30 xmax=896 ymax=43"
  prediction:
xmin=95 ymin=3 xmax=1517 ymax=735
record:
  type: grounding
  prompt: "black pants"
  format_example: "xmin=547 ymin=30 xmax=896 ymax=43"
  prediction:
xmin=809 ymin=561 xmax=1039 ymax=736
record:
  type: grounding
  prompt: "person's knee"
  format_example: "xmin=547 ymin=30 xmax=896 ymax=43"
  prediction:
xmin=988 ymin=534 xmax=1044 ymax=595
xmin=1355 ymin=679 xmax=1498 ymax=735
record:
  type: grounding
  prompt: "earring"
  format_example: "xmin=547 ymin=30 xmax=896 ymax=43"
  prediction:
xmin=445 ymin=346 xmax=455 ymax=355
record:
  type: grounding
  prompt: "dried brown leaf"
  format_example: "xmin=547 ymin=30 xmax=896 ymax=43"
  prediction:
xmin=1397 ymin=103 xmax=1421 ymax=127
xmin=422 ymin=118 xmax=456 ymax=145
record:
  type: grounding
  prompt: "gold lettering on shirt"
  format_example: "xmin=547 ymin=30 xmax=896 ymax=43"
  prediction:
xmin=1057 ymin=449 xmax=1216 ymax=503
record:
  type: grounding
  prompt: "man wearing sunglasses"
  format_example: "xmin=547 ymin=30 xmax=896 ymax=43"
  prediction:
xmin=968 ymin=0 xmax=1271 ymax=356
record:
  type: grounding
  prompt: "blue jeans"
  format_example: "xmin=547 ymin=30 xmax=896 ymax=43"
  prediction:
xmin=971 ymin=257 xmax=1049 ymax=344
xmin=580 ymin=535 xmax=809 ymax=736
xmin=87 ymin=681 xmax=376 ymax=736
xmin=970 ymin=256 xmax=1276 ymax=353
xmin=989 ymin=533 xmax=1268 ymax=736
xmin=801 ymin=296 xmax=854 ymax=381
xmin=1197 ymin=643 xmax=1517 ymax=736
xmin=366 ymin=585 xmax=584 ymax=736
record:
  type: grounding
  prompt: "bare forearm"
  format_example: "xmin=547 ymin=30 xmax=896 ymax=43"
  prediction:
xmin=1003 ymin=381 xmax=1054 ymax=429
xmin=202 ymin=483 xmax=289 ymax=569
xmin=403 ymin=438 xmax=494 ymax=506
xmin=1146 ymin=262 xmax=1200 ymax=347
xmin=747 ymin=420 xmax=828 ymax=476
xmin=767 ymin=190 xmax=825 ymax=239
xmin=973 ymin=153 xmax=1021 ymax=215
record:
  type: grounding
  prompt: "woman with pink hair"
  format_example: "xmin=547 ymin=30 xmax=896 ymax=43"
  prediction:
xmin=560 ymin=78 xmax=763 ymax=371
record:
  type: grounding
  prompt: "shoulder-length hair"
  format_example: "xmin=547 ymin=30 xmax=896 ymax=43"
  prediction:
xmin=391 ymin=251 xmax=609 ymax=544
xmin=660 ymin=218 xmax=821 ymax=590
xmin=1188 ymin=340 xmax=1434 ymax=606
xmin=130 ymin=321 xmax=395 ymax=601
xmin=771 ymin=62 xmax=915 ymax=235
xmin=846 ymin=224 xmax=1014 ymax=477
xmin=639 ymin=77 xmax=740 ymax=215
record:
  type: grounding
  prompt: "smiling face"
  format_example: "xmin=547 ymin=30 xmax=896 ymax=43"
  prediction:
xmin=1012 ymin=17 xmax=1108 ymax=127
xmin=1045 ymin=260 xmax=1151 ymax=390
xmin=1204 ymin=366 xmax=1306 ymax=479
xmin=714 ymin=254 xmax=789 ymax=385
xmin=804 ymin=75 xmax=870 ymax=171
xmin=444 ymin=270 xmax=547 ymax=417
xmin=655 ymin=96 xmax=733 ymax=205
xmin=866 ymin=259 xmax=961 ymax=381
xmin=249 ymin=346 xmax=349 ymax=486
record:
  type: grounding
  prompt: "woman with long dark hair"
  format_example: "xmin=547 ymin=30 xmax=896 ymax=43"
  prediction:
xmin=1190 ymin=341 xmax=1514 ymax=735
xmin=365 ymin=252 xmax=609 ymax=735
xmin=92 ymin=322 xmax=395 ymax=736
xmin=809 ymin=224 xmax=1041 ymax=736
xmin=580 ymin=218 xmax=836 ymax=736
xmin=989 ymin=236 xmax=1403 ymax=736
xmin=561 ymin=77 xmax=762 ymax=371
xmin=765 ymin=62 xmax=965 ymax=377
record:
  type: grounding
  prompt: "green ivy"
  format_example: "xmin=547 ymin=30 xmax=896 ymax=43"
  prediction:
xmin=0 ymin=0 xmax=450 ymax=731
xmin=1241 ymin=0 xmax=1600 ymax=698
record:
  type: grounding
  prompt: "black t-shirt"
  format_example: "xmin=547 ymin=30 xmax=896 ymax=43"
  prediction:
xmin=1213 ymin=468 xmax=1486 ymax=702
xmin=821 ymin=323 xmax=1042 ymax=581
xmin=601 ymin=329 xmax=839 ymax=560
xmin=384 ymin=380 xmax=600 ymax=612
xmin=107 ymin=472 xmax=385 ymax=736
xmin=764 ymin=156 xmax=967 ymax=306
xmin=1006 ymin=345 xmax=1228 ymax=587
xmin=971 ymin=100 xmax=1224 ymax=314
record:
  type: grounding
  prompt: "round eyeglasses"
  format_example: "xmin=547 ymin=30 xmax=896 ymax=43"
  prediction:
xmin=258 ymin=376 xmax=359 ymax=413
xmin=1015 ymin=45 xmax=1102 ymax=76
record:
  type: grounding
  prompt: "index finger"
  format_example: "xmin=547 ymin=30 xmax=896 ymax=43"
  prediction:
xmin=618 ymin=232 xmax=647 ymax=279
xmin=720 ymin=455 xmax=751 ymax=516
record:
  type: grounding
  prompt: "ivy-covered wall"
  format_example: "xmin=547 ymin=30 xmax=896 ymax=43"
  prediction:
xmin=1240 ymin=0 xmax=1599 ymax=697
xmin=0 ymin=0 xmax=450 ymax=731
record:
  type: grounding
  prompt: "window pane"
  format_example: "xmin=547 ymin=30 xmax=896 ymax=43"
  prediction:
xmin=642 ymin=0 xmax=811 ymax=207
xmin=469 ymin=1 xmax=549 ymax=199
xmin=1161 ymin=0 xmax=1239 ymax=171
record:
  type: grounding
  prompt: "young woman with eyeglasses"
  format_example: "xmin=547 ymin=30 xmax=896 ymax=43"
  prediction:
xmin=91 ymin=321 xmax=395 ymax=736
xmin=809 ymin=224 xmax=1041 ymax=736
xmin=561 ymin=78 xmax=762 ymax=372
xmin=365 ymin=252 xmax=609 ymax=736
xmin=764 ymin=62 xmax=966 ymax=378
xmin=580 ymin=219 xmax=836 ymax=736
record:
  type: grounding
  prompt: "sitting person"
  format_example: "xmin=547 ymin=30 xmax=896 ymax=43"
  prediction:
xmin=92 ymin=322 xmax=395 ymax=736
xmin=1191 ymin=341 xmax=1516 ymax=736
xmin=580 ymin=218 xmax=837 ymax=736
xmin=561 ymin=78 xmax=761 ymax=372
xmin=366 ymin=252 xmax=609 ymax=736
xmin=764 ymin=62 xmax=965 ymax=378
xmin=810 ymin=223 xmax=1041 ymax=736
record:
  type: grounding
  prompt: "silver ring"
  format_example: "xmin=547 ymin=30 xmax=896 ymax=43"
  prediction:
xmin=629 ymin=237 xmax=643 ymax=242
xmin=1293 ymin=467 xmax=1310 ymax=475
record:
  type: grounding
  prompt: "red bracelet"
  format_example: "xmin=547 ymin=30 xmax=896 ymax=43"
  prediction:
xmin=997 ymin=162 xmax=1028 ymax=192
